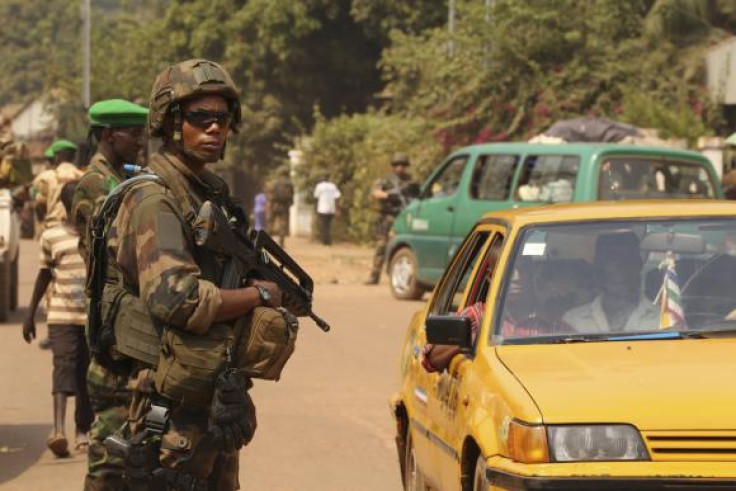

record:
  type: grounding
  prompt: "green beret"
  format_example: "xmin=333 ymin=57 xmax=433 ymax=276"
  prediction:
xmin=43 ymin=146 xmax=55 ymax=158
xmin=89 ymin=99 xmax=149 ymax=128
xmin=50 ymin=139 xmax=78 ymax=153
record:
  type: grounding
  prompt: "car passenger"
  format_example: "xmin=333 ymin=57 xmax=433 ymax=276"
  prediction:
xmin=563 ymin=232 xmax=659 ymax=333
xmin=422 ymin=263 xmax=575 ymax=373
xmin=509 ymin=262 xmax=583 ymax=335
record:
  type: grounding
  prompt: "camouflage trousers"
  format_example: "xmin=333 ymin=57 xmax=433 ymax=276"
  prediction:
xmin=128 ymin=369 xmax=241 ymax=490
xmin=370 ymin=215 xmax=395 ymax=280
xmin=84 ymin=360 xmax=131 ymax=491
xmin=269 ymin=209 xmax=289 ymax=247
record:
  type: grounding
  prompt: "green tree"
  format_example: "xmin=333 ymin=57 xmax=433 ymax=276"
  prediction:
xmin=0 ymin=0 xmax=80 ymax=107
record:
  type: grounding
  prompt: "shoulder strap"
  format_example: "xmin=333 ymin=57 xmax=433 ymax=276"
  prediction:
xmin=95 ymin=173 xmax=166 ymax=233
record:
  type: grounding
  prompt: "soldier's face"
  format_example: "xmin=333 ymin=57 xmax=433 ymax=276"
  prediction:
xmin=180 ymin=95 xmax=231 ymax=163
xmin=109 ymin=126 xmax=145 ymax=164
xmin=393 ymin=164 xmax=408 ymax=176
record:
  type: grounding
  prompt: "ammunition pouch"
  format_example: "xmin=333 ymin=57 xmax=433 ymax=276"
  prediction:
xmin=153 ymin=306 xmax=297 ymax=410
xmin=233 ymin=307 xmax=299 ymax=381
xmin=154 ymin=323 xmax=234 ymax=409
xmin=90 ymin=281 xmax=134 ymax=376
xmin=105 ymin=286 xmax=162 ymax=367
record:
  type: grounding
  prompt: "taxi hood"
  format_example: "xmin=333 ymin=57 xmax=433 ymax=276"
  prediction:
xmin=496 ymin=339 xmax=736 ymax=430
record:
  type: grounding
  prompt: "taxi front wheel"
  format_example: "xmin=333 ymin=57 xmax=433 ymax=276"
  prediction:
xmin=389 ymin=248 xmax=425 ymax=301
xmin=472 ymin=455 xmax=489 ymax=491
xmin=403 ymin=429 xmax=430 ymax=491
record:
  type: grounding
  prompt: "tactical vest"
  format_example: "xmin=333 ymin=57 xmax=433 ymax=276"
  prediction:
xmin=93 ymin=156 xmax=297 ymax=409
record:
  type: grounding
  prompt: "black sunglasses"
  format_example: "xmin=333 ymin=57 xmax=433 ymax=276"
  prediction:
xmin=183 ymin=110 xmax=232 ymax=129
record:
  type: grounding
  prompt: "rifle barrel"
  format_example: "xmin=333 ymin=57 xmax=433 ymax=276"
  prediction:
xmin=310 ymin=312 xmax=331 ymax=332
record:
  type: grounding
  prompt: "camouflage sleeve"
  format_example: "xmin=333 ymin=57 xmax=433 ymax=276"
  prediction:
xmin=113 ymin=188 xmax=221 ymax=334
xmin=72 ymin=172 xmax=107 ymax=262
xmin=74 ymin=173 xmax=106 ymax=225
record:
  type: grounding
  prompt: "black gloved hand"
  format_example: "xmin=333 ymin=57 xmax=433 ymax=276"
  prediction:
xmin=209 ymin=369 xmax=257 ymax=452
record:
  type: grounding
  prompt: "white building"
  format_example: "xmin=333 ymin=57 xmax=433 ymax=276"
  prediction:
xmin=10 ymin=99 xmax=56 ymax=141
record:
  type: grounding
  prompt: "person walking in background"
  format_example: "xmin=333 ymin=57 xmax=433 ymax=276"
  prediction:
xmin=313 ymin=175 xmax=341 ymax=245
xmin=268 ymin=166 xmax=294 ymax=247
xmin=254 ymin=190 xmax=268 ymax=232
xmin=23 ymin=181 xmax=93 ymax=458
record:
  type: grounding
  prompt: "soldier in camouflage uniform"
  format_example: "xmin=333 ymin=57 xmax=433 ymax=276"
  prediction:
xmin=267 ymin=167 xmax=294 ymax=247
xmin=101 ymin=59 xmax=282 ymax=489
xmin=71 ymin=98 xmax=148 ymax=491
xmin=366 ymin=153 xmax=418 ymax=284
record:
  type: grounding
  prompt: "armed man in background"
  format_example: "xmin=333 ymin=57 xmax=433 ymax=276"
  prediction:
xmin=365 ymin=152 xmax=418 ymax=285
xmin=91 ymin=59 xmax=284 ymax=489
xmin=71 ymin=98 xmax=148 ymax=491
xmin=268 ymin=166 xmax=294 ymax=247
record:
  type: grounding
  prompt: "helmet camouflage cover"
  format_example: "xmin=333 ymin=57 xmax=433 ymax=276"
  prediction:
xmin=149 ymin=59 xmax=242 ymax=137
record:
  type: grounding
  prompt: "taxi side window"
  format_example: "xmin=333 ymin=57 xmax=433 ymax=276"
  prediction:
xmin=431 ymin=231 xmax=490 ymax=315
xmin=427 ymin=156 xmax=468 ymax=199
xmin=470 ymin=154 xmax=519 ymax=200
xmin=466 ymin=233 xmax=505 ymax=307
xmin=515 ymin=154 xmax=579 ymax=203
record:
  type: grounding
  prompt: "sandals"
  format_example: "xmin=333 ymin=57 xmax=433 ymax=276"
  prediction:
xmin=46 ymin=434 xmax=69 ymax=458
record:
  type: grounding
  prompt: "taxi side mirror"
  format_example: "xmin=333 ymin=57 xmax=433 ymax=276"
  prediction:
xmin=426 ymin=315 xmax=473 ymax=352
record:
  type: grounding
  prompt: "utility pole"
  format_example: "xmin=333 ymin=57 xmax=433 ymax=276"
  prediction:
xmin=448 ymin=0 xmax=455 ymax=57
xmin=484 ymin=0 xmax=494 ymax=66
xmin=81 ymin=0 xmax=91 ymax=108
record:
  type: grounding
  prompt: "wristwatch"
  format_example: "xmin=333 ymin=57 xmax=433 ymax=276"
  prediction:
xmin=254 ymin=284 xmax=271 ymax=306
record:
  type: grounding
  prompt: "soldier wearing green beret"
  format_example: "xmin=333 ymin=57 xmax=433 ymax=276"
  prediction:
xmin=71 ymin=99 xmax=148 ymax=491
xmin=73 ymin=99 xmax=148 ymax=259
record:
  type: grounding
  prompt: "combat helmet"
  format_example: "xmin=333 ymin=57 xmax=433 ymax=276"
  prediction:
xmin=149 ymin=59 xmax=241 ymax=139
xmin=391 ymin=152 xmax=410 ymax=166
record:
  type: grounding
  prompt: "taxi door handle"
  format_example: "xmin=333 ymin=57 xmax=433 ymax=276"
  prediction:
xmin=447 ymin=205 xmax=455 ymax=212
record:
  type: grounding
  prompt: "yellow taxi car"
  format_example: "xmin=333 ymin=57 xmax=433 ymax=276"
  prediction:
xmin=391 ymin=201 xmax=736 ymax=490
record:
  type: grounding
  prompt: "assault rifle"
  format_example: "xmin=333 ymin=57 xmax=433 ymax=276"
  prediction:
xmin=383 ymin=178 xmax=420 ymax=215
xmin=195 ymin=200 xmax=330 ymax=332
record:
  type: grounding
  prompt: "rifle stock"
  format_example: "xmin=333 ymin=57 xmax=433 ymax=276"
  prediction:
xmin=195 ymin=201 xmax=330 ymax=332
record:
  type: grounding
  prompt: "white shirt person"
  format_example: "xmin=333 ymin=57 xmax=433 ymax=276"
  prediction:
xmin=313 ymin=177 xmax=342 ymax=245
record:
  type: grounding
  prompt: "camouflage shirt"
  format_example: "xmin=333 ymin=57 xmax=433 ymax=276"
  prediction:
xmin=372 ymin=172 xmax=417 ymax=216
xmin=106 ymin=151 xmax=226 ymax=334
xmin=72 ymin=152 xmax=124 ymax=263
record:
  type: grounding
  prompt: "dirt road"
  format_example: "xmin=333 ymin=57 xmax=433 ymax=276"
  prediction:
xmin=0 ymin=237 xmax=423 ymax=490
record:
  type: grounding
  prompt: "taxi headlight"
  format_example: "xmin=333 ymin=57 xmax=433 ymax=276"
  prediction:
xmin=547 ymin=425 xmax=649 ymax=462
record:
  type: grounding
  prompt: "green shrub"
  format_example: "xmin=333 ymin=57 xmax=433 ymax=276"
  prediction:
xmin=299 ymin=110 xmax=442 ymax=242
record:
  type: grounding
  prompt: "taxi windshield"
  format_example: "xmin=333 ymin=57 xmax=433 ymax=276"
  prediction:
xmin=494 ymin=218 xmax=736 ymax=344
